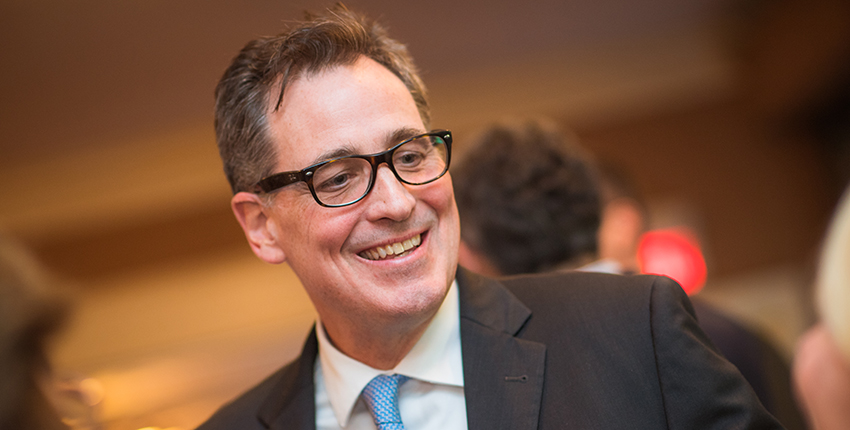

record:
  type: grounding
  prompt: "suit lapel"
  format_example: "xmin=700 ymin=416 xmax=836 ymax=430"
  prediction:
xmin=254 ymin=271 xmax=547 ymax=430
xmin=457 ymin=268 xmax=547 ymax=430
xmin=258 ymin=326 xmax=318 ymax=430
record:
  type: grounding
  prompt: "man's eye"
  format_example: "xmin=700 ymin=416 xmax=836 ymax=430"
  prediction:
xmin=317 ymin=172 xmax=352 ymax=191
xmin=396 ymin=151 xmax=424 ymax=167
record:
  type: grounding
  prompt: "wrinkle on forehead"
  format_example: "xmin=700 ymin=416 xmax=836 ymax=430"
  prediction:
xmin=265 ymin=57 xmax=424 ymax=171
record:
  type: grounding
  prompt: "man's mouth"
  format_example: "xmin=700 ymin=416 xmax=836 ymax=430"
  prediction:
xmin=358 ymin=233 xmax=422 ymax=261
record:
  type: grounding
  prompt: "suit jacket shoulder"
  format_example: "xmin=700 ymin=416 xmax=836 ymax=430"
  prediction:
xmin=456 ymin=268 xmax=784 ymax=430
xmin=198 ymin=270 xmax=784 ymax=430
xmin=196 ymin=328 xmax=318 ymax=430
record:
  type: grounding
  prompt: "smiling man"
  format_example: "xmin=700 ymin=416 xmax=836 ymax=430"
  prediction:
xmin=238 ymin=56 xmax=459 ymax=371
xmin=198 ymin=6 xmax=784 ymax=430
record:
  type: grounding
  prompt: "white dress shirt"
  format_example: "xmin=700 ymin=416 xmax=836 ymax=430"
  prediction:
xmin=314 ymin=280 xmax=467 ymax=430
xmin=576 ymin=258 xmax=626 ymax=275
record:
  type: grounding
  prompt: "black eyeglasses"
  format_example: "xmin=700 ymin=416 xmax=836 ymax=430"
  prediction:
xmin=253 ymin=130 xmax=452 ymax=207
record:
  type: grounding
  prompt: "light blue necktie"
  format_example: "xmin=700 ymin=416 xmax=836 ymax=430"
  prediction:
xmin=361 ymin=374 xmax=409 ymax=430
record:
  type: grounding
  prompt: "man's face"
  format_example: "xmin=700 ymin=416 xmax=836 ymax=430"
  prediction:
xmin=261 ymin=56 xmax=460 ymax=333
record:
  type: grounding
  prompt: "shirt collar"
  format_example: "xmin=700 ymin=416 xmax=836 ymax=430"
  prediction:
xmin=575 ymin=258 xmax=625 ymax=274
xmin=315 ymin=279 xmax=463 ymax=427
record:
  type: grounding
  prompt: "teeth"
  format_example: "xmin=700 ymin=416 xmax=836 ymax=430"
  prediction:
xmin=360 ymin=234 xmax=422 ymax=261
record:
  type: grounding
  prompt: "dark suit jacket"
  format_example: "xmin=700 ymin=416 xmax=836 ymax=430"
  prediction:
xmin=688 ymin=300 xmax=806 ymax=430
xmin=198 ymin=269 xmax=784 ymax=430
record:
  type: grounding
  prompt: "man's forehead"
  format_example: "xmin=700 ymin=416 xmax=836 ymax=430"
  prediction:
xmin=268 ymin=57 xmax=394 ymax=112
xmin=265 ymin=57 xmax=425 ymax=169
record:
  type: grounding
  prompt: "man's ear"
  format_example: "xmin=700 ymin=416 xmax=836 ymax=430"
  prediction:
xmin=231 ymin=192 xmax=287 ymax=264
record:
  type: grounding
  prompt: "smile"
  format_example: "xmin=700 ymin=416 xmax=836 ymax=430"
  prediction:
xmin=358 ymin=234 xmax=422 ymax=261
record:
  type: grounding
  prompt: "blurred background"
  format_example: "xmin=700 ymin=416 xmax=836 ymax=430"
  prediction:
xmin=2 ymin=0 xmax=849 ymax=428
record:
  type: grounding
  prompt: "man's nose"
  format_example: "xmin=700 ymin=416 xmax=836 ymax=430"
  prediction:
xmin=364 ymin=164 xmax=416 ymax=221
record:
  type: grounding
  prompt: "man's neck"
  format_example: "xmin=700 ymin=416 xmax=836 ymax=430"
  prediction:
xmin=320 ymin=313 xmax=436 ymax=370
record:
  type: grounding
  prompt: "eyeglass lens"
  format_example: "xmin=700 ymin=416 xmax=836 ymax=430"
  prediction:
xmin=312 ymin=134 xmax=448 ymax=206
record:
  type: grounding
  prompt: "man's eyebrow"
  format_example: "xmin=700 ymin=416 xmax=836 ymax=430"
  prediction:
xmin=306 ymin=127 xmax=426 ymax=167
xmin=388 ymin=127 xmax=426 ymax=146
xmin=309 ymin=145 xmax=359 ymax=167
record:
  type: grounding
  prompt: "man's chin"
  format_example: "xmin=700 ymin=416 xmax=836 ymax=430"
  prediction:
xmin=376 ymin=277 xmax=449 ymax=314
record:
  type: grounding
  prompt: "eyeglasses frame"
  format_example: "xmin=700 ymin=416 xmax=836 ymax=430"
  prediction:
xmin=252 ymin=129 xmax=452 ymax=208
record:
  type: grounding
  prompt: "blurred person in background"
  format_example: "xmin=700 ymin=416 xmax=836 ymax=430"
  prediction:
xmin=593 ymin=163 xmax=646 ymax=274
xmin=0 ymin=233 xmax=103 ymax=430
xmin=201 ymin=5 xmax=782 ymax=429
xmin=597 ymin=163 xmax=805 ymax=430
xmin=453 ymin=117 xmax=805 ymax=429
xmin=0 ymin=232 xmax=69 ymax=430
xmin=453 ymin=117 xmax=601 ymax=276
xmin=793 ymin=185 xmax=850 ymax=430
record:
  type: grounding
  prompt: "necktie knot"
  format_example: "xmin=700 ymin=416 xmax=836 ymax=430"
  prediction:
xmin=361 ymin=374 xmax=409 ymax=430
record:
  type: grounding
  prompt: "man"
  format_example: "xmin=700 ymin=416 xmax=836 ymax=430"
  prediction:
xmin=199 ymin=6 xmax=783 ymax=430
xmin=452 ymin=117 xmax=602 ymax=276
xmin=453 ymin=118 xmax=803 ymax=429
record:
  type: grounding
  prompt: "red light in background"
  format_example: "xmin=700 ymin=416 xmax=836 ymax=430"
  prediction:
xmin=637 ymin=228 xmax=707 ymax=295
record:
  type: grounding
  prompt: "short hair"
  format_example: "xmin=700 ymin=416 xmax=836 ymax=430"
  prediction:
xmin=215 ymin=4 xmax=430 ymax=193
xmin=452 ymin=118 xmax=601 ymax=275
